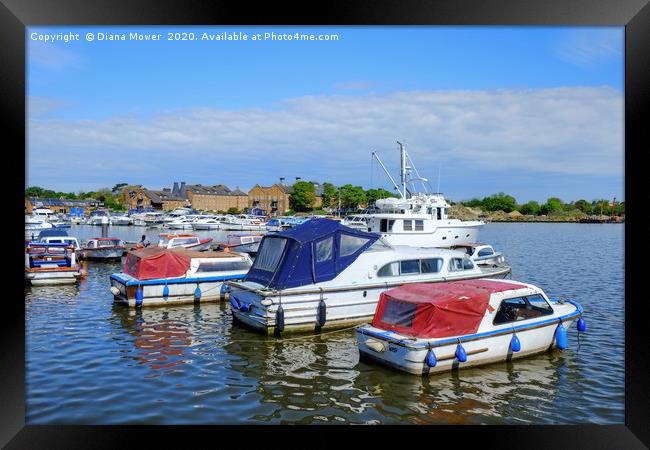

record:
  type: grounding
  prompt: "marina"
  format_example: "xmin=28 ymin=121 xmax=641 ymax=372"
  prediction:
xmin=25 ymin=222 xmax=623 ymax=424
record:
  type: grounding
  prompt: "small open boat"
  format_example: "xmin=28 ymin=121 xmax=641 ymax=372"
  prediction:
xmin=217 ymin=234 xmax=263 ymax=254
xmin=81 ymin=238 xmax=126 ymax=259
xmin=25 ymin=242 xmax=83 ymax=285
xmin=449 ymin=243 xmax=505 ymax=266
xmin=110 ymin=247 xmax=253 ymax=307
xmin=356 ymin=279 xmax=585 ymax=375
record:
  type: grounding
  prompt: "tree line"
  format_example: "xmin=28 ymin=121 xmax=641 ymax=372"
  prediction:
xmin=289 ymin=181 xmax=396 ymax=212
xmin=460 ymin=192 xmax=625 ymax=216
xmin=26 ymin=184 xmax=128 ymax=211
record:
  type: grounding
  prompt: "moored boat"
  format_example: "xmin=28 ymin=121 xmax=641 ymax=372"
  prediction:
xmin=356 ymin=279 xmax=585 ymax=375
xmin=25 ymin=242 xmax=83 ymax=285
xmin=227 ymin=219 xmax=511 ymax=335
xmin=109 ymin=247 xmax=253 ymax=307
xmin=87 ymin=209 xmax=111 ymax=226
xmin=217 ymin=234 xmax=263 ymax=255
xmin=449 ymin=243 xmax=505 ymax=266
xmin=158 ymin=233 xmax=213 ymax=251
xmin=81 ymin=238 xmax=126 ymax=259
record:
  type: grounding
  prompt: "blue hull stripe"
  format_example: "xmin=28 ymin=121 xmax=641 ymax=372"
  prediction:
xmin=358 ymin=301 xmax=583 ymax=349
xmin=110 ymin=273 xmax=245 ymax=286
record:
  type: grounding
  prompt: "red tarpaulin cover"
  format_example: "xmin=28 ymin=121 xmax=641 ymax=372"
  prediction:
xmin=123 ymin=247 xmax=191 ymax=280
xmin=372 ymin=279 xmax=528 ymax=338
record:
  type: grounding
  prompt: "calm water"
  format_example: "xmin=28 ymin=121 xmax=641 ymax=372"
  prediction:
xmin=25 ymin=223 xmax=624 ymax=424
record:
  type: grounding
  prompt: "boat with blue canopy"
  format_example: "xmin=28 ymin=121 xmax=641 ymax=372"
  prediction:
xmin=227 ymin=218 xmax=511 ymax=335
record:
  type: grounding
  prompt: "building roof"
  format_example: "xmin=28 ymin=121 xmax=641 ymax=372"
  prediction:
xmin=29 ymin=197 xmax=102 ymax=207
xmin=144 ymin=189 xmax=185 ymax=203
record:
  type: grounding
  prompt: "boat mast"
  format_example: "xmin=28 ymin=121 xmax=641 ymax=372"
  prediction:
xmin=371 ymin=151 xmax=404 ymax=199
xmin=397 ymin=141 xmax=407 ymax=198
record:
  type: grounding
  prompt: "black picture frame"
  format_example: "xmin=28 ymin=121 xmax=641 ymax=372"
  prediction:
xmin=2 ymin=0 xmax=647 ymax=447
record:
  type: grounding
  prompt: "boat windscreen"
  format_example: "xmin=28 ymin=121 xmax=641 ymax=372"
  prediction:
xmin=252 ymin=237 xmax=287 ymax=272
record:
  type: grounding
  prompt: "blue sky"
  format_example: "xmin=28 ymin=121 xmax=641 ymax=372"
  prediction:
xmin=27 ymin=26 xmax=624 ymax=203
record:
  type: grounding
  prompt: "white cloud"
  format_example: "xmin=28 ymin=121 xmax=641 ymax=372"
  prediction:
xmin=27 ymin=87 xmax=623 ymax=190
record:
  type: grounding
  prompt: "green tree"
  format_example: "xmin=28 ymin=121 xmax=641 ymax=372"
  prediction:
xmin=463 ymin=198 xmax=483 ymax=208
xmin=25 ymin=186 xmax=45 ymax=197
xmin=540 ymin=197 xmax=564 ymax=215
xmin=289 ymin=181 xmax=316 ymax=212
xmin=519 ymin=201 xmax=541 ymax=216
xmin=574 ymin=199 xmax=592 ymax=215
xmin=111 ymin=183 xmax=129 ymax=195
xmin=481 ymin=193 xmax=517 ymax=213
xmin=321 ymin=182 xmax=338 ymax=209
xmin=227 ymin=207 xmax=240 ymax=215
xmin=339 ymin=184 xmax=367 ymax=209
xmin=365 ymin=188 xmax=395 ymax=206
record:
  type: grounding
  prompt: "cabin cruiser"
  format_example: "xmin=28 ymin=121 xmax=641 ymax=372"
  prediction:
xmin=167 ymin=215 xmax=201 ymax=230
xmin=32 ymin=229 xmax=82 ymax=259
xmin=356 ymin=279 xmax=585 ymax=375
xmin=363 ymin=142 xmax=484 ymax=247
xmin=219 ymin=215 xmax=267 ymax=231
xmin=81 ymin=238 xmax=126 ymax=259
xmin=191 ymin=215 xmax=223 ymax=230
xmin=87 ymin=209 xmax=110 ymax=226
xmin=109 ymin=213 xmax=134 ymax=226
xmin=226 ymin=219 xmax=511 ymax=335
xmin=25 ymin=242 xmax=82 ymax=285
xmin=25 ymin=215 xmax=55 ymax=238
xmin=450 ymin=244 xmax=505 ymax=266
xmin=341 ymin=214 xmax=370 ymax=231
xmin=110 ymin=248 xmax=253 ymax=306
xmin=158 ymin=233 xmax=213 ymax=251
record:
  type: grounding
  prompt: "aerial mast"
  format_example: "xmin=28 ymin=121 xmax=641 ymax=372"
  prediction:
xmin=397 ymin=141 xmax=407 ymax=198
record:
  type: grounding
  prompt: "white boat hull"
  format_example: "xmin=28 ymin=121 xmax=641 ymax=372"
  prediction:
xmin=379 ymin=221 xmax=483 ymax=248
xmin=25 ymin=269 xmax=81 ymax=285
xmin=82 ymin=248 xmax=125 ymax=259
xmin=110 ymin=277 xmax=232 ymax=307
xmin=357 ymin=314 xmax=578 ymax=375
xmin=219 ymin=223 xmax=267 ymax=231
xmin=192 ymin=223 xmax=221 ymax=230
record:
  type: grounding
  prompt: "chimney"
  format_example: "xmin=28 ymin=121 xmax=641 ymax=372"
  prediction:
xmin=172 ymin=182 xmax=179 ymax=196
xmin=180 ymin=182 xmax=187 ymax=199
xmin=295 ymin=177 xmax=301 ymax=182
xmin=279 ymin=177 xmax=285 ymax=185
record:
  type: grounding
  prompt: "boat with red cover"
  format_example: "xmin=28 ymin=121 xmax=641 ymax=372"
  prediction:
xmin=109 ymin=247 xmax=252 ymax=307
xmin=356 ymin=279 xmax=585 ymax=375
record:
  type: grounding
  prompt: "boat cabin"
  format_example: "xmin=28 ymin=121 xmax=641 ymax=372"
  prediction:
xmin=85 ymin=238 xmax=124 ymax=249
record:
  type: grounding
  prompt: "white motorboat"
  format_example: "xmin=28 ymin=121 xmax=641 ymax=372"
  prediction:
xmin=364 ymin=142 xmax=484 ymax=247
xmin=341 ymin=214 xmax=370 ymax=231
xmin=450 ymin=243 xmax=505 ymax=266
xmin=219 ymin=215 xmax=267 ymax=231
xmin=109 ymin=214 xmax=134 ymax=226
xmin=167 ymin=215 xmax=202 ymax=230
xmin=87 ymin=209 xmax=110 ymax=226
xmin=227 ymin=219 xmax=511 ymax=335
xmin=25 ymin=242 xmax=83 ymax=285
xmin=191 ymin=216 xmax=223 ymax=230
xmin=356 ymin=279 xmax=585 ymax=375
xmin=110 ymin=248 xmax=253 ymax=307
xmin=218 ymin=234 xmax=263 ymax=254
xmin=158 ymin=233 xmax=213 ymax=251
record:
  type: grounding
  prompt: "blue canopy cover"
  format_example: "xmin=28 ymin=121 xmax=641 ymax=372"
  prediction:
xmin=245 ymin=218 xmax=379 ymax=290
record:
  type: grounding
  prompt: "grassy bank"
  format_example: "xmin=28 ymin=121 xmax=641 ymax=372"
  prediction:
xmin=448 ymin=204 xmax=624 ymax=223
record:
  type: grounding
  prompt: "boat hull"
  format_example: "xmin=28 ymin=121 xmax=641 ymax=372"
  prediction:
xmin=379 ymin=222 xmax=483 ymax=248
xmin=356 ymin=311 xmax=579 ymax=375
xmin=229 ymin=266 xmax=511 ymax=335
xmin=25 ymin=268 xmax=81 ymax=285
xmin=110 ymin=273 xmax=244 ymax=307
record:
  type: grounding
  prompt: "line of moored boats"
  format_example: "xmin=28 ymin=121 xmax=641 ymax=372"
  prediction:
xmin=25 ymin=143 xmax=586 ymax=376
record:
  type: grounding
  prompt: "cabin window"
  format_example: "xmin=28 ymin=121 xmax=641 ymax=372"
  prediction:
xmin=494 ymin=297 xmax=528 ymax=324
xmin=448 ymin=258 xmax=464 ymax=271
xmin=340 ymin=235 xmax=370 ymax=257
xmin=400 ymin=259 xmax=420 ymax=274
xmin=477 ymin=248 xmax=494 ymax=257
xmin=403 ymin=220 xmax=413 ymax=231
xmin=98 ymin=240 xmax=120 ymax=247
xmin=420 ymin=258 xmax=442 ymax=273
xmin=196 ymin=260 xmax=251 ymax=272
xmin=381 ymin=300 xmax=418 ymax=327
xmin=254 ymin=237 xmax=287 ymax=272
xmin=414 ymin=220 xmax=424 ymax=231
xmin=315 ymin=237 xmax=334 ymax=262
xmin=524 ymin=294 xmax=554 ymax=316
xmin=427 ymin=207 xmax=434 ymax=215
xmin=377 ymin=262 xmax=399 ymax=277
